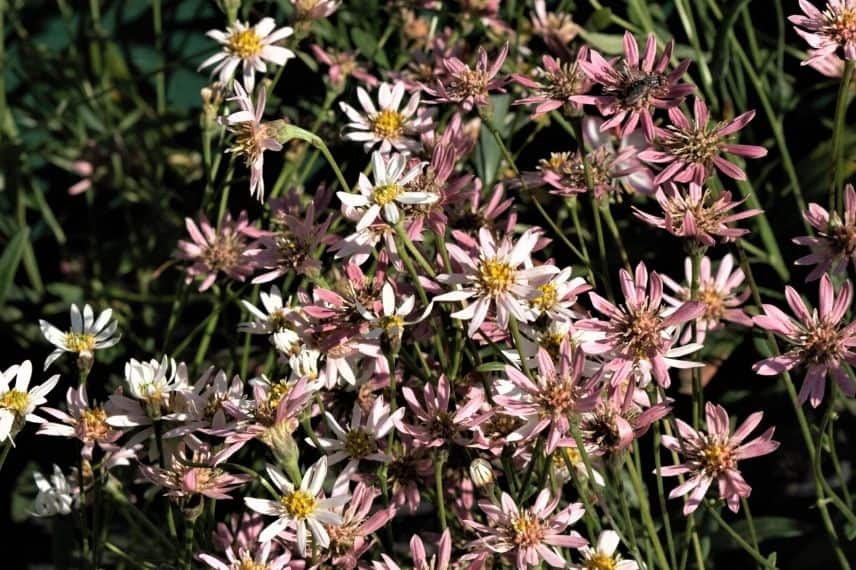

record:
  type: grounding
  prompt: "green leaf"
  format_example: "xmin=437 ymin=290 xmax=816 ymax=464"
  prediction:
xmin=475 ymin=362 xmax=508 ymax=374
xmin=0 ymin=227 xmax=28 ymax=308
xmin=586 ymin=8 xmax=613 ymax=31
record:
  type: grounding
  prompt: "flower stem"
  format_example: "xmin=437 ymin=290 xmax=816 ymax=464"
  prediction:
xmin=653 ymin=423 xmax=678 ymax=569
xmin=434 ymin=451 xmax=448 ymax=530
xmin=625 ymin=456 xmax=671 ymax=570
xmin=704 ymin=504 xmax=777 ymax=569
xmin=0 ymin=441 xmax=10 ymax=475
xmin=182 ymin=516 xmax=195 ymax=570
xmin=689 ymin=249 xmax=704 ymax=429
xmin=832 ymin=61 xmax=854 ymax=214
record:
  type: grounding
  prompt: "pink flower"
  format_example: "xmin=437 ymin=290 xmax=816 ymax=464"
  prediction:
xmin=580 ymin=396 xmax=672 ymax=456
xmin=396 ymin=375 xmax=488 ymax=448
xmin=789 ymin=1 xmax=856 ymax=65
xmin=574 ymin=32 xmax=693 ymax=139
xmin=465 ymin=490 xmax=587 ymax=569
xmin=660 ymin=402 xmax=779 ymax=515
xmin=793 ymin=184 xmax=856 ymax=281
xmin=577 ymin=263 xmax=704 ymax=404
xmin=175 ymin=212 xmax=258 ymax=292
xmin=311 ymin=45 xmax=378 ymax=89
xmin=326 ymin=482 xmax=396 ymax=569
xmin=424 ymin=43 xmax=509 ymax=111
xmin=38 ymin=386 xmax=123 ymax=460
xmin=530 ymin=0 xmax=580 ymax=58
xmin=512 ymin=50 xmax=591 ymax=118
xmin=639 ymin=97 xmax=767 ymax=185
xmin=752 ymin=274 xmax=856 ymax=407
xmin=139 ymin=442 xmax=251 ymax=500
xmin=373 ymin=529 xmax=451 ymax=570
xmin=632 ymin=182 xmax=762 ymax=246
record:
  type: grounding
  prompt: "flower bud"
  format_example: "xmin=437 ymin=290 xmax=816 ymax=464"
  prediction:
xmin=469 ymin=458 xmax=495 ymax=488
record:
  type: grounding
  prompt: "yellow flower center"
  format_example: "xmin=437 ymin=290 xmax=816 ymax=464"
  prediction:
xmin=372 ymin=184 xmax=401 ymax=206
xmin=267 ymin=381 xmax=291 ymax=412
xmin=236 ymin=553 xmax=267 ymax=570
xmin=0 ymin=389 xmax=28 ymax=414
xmin=281 ymin=489 xmax=317 ymax=519
xmin=478 ymin=258 xmax=515 ymax=296
xmin=698 ymin=286 xmax=725 ymax=320
xmin=510 ymin=512 xmax=544 ymax=547
xmin=343 ymin=428 xmax=377 ymax=459
xmin=585 ymin=553 xmax=618 ymax=570
xmin=371 ymin=109 xmax=405 ymax=139
xmin=382 ymin=315 xmax=405 ymax=336
xmin=828 ymin=8 xmax=856 ymax=43
xmin=268 ymin=309 xmax=291 ymax=332
xmin=531 ymin=282 xmax=558 ymax=311
xmin=227 ymin=28 xmax=263 ymax=59
xmin=65 ymin=332 xmax=96 ymax=353
xmin=699 ymin=441 xmax=734 ymax=476
xmin=81 ymin=407 xmax=110 ymax=441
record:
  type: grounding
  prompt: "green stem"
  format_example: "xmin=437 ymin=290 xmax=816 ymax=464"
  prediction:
xmin=0 ymin=441 xmax=10 ymax=474
xmin=434 ymin=451 xmax=448 ymax=530
xmin=183 ymin=516 xmax=195 ymax=570
xmin=831 ymin=61 xmax=854 ymax=214
xmin=704 ymin=504 xmax=777 ymax=569
xmin=625 ymin=458 xmax=671 ymax=570
xmin=690 ymin=249 xmax=704 ymax=429
xmin=740 ymin=497 xmax=761 ymax=569
xmin=152 ymin=0 xmax=165 ymax=114
xmin=653 ymin=424 xmax=678 ymax=569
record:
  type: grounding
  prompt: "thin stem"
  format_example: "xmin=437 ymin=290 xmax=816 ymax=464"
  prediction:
xmin=653 ymin=423 xmax=678 ymax=569
xmin=625 ymin=457 xmax=671 ymax=570
xmin=704 ymin=504 xmax=777 ymax=569
xmin=740 ymin=497 xmax=761 ymax=569
xmin=152 ymin=0 xmax=165 ymax=114
xmin=831 ymin=61 xmax=854 ymax=213
xmin=0 ymin=442 xmax=10 ymax=474
xmin=690 ymin=249 xmax=704 ymax=429
xmin=434 ymin=451 xmax=448 ymax=530
xmin=183 ymin=515 xmax=196 ymax=570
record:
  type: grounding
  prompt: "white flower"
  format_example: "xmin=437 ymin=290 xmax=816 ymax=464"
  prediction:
xmin=527 ymin=266 xmax=591 ymax=322
xmin=337 ymin=152 xmax=436 ymax=231
xmin=313 ymin=398 xmax=403 ymax=475
xmin=199 ymin=18 xmax=295 ymax=93
xmin=355 ymin=282 xmax=432 ymax=349
xmin=39 ymin=303 xmax=120 ymax=371
xmin=434 ymin=228 xmax=559 ymax=337
xmin=118 ymin=357 xmax=189 ymax=420
xmin=289 ymin=348 xmax=321 ymax=383
xmin=569 ymin=530 xmax=638 ymax=570
xmin=220 ymin=82 xmax=283 ymax=201
xmin=32 ymin=465 xmax=76 ymax=517
xmin=339 ymin=82 xmax=432 ymax=153
xmin=244 ymin=456 xmax=350 ymax=555
xmin=239 ymin=285 xmax=300 ymax=353
xmin=0 ymin=360 xmax=60 ymax=444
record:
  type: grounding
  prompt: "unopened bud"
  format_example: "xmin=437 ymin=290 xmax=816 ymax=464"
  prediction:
xmin=469 ymin=458 xmax=495 ymax=488
xmin=263 ymin=421 xmax=302 ymax=484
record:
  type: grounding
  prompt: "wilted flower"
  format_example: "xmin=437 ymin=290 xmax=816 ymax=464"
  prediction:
xmin=660 ymin=403 xmax=779 ymax=515
xmin=752 ymin=274 xmax=856 ymax=407
xmin=0 ymin=360 xmax=59 ymax=444
xmin=793 ymin=184 xmax=856 ymax=281
xmin=340 ymin=81 xmax=432 ymax=153
xmin=39 ymin=303 xmax=120 ymax=372
xmin=199 ymin=18 xmax=294 ymax=92
xmin=32 ymin=465 xmax=77 ymax=517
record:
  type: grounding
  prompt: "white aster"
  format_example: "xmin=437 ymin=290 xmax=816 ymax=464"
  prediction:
xmin=0 ymin=360 xmax=60 ymax=444
xmin=569 ymin=529 xmax=638 ymax=570
xmin=32 ymin=464 xmax=77 ymax=517
xmin=39 ymin=303 xmax=120 ymax=371
xmin=339 ymin=81 xmax=432 ymax=153
xmin=239 ymin=285 xmax=301 ymax=353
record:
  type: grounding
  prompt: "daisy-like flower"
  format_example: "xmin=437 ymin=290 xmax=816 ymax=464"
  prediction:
xmin=661 ymin=254 xmax=753 ymax=343
xmin=356 ymin=282 xmax=431 ymax=352
xmin=580 ymin=396 xmax=672 ymax=456
xmin=424 ymin=44 xmax=509 ymax=111
xmin=569 ymin=530 xmax=638 ymax=570
xmin=199 ymin=540 xmax=294 ymax=570
xmin=39 ymin=303 xmax=120 ymax=372
xmin=639 ymin=97 xmax=767 ymax=185
xmin=327 ymin=481 xmax=397 ymax=569
xmin=574 ymin=32 xmax=693 ymax=139
xmin=313 ymin=398 xmax=403 ymax=476
xmin=789 ymin=1 xmax=856 ymax=65
xmin=244 ymin=457 xmax=350 ymax=555
xmin=530 ymin=0 xmax=580 ymax=57
xmin=577 ymin=262 xmax=704 ymax=394
xmin=495 ymin=344 xmax=597 ymax=453
xmin=239 ymin=285 xmax=302 ymax=355
xmin=465 ymin=489 xmax=587 ymax=569
xmin=527 ymin=266 xmax=591 ymax=322
xmin=660 ymin=402 xmax=779 ymax=515
xmin=373 ymin=529 xmax=451 ymax=570
xmin=633 ymin=182 xmax=762 ymax=246
xmin=512 ymin=50 xmax=591 ymax=118
xmin=140 ymin=443 xmax=250 ymax=501
xmin=38 ymin=385 xmax=122 ymax=460
xmin=106 ymin=356 xmax=189 ymax=425
xmin=340 ymin=82 xmax=432 ymax=153
xmin=0 ymin=361 xmax=59 ymax=444
xmin=199 ymin=18 xmax=295 ymax=92
xmin=32 ymin=465 xmax=77 ymax=517
xmin=752 ymin=274 xmax=856 ymax=407
xmin=396 ymin=375 xmax=488 ymax=448
xmin=176 ymin=211 xmax=258 ymax=292
xmin=219 ymin=82 xmax=283 ymax=201
xmin=434 ymin=228 xmax=558 ymax=337
xmin=292 ymin=0 xmax=341 ymax=21
xmin=793 ymin=184 xmax=856 ymax=281
xmin=338 ymin=152 xmax=436 ymax=231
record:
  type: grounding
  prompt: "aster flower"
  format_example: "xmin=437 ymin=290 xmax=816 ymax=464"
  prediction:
xmin=176 ymin=211 xmax=258 ymax=292
xmin=39 ymin=303 xmax=120 ymax=371
xmin=530 ymin=0 xmax=580 ymax=58
xmin=752 ymin=274 xmax=856 ymax=407
xmin=292 ymin=0 xmax=341 ymax=20
xmin=340 ymin=82 xmax=432 ymax=153
xmin=661 ymin=254 xmax=753 ymax=343
xmin=355 ymin=282 xmax=432 ymax=352
xmin=789 ymin=0 xmax=856 ymax=65
xmin=219 ymin=82 xmax=283 ymax=201
xmin=633 ymin=182 xmax=762 ymax=246
xmin=199 ymin=540 xmax=295 ymax=570
xmin=512 ymin=50 xmax=590 ymax=118
xmin=793 ymin=184 xmax=856 ymax=281
xmin=465 ymin=489 xmax=587 ymax=569
xmin=199 ymin=18 xmax=295 ymax=92
xmin=162 ymin=367 xmax=249 ymax=438
xmin=639 ymin=97 xmax=767 ymax=185
xmin=580 ymin=396 xmax=672 ymax=456
xmin=527 ymin=266 xmax=591 ymax=322
xmin=0 ymin=360 xmax=60 ymax=444
xmin=660 ymin=402 xmax=779 ymax=515
xmin=569 ymin=530 xmax=638 ymax=570
xmin=577 ymin=262 xmax=704 ymax=395
xmin=373 ymin=529 xmax=451 ymax=570
xmin=239 ymin=285 xmax=302 ymax=355
xmin=495 ymin=344 xmax=597 ymax=453
xmin=106 ymin=357 xmax=189 ymax=426
xmin=574 ymin=32 xmax=693 ymax=139
xmin=38 ymin=385 xmax=122 ymax=460
xmin=140 ymin=443 xmax=250 ymax=501
xmin=327 ymin=481 xmax=396 ymax=569
xmin=338 ymin=152 xmax=436 ymax=231
xmin=312 ymin=45 xmax=378 ymax=89
xmin=434 ymin=228 xmax=558 ymax=337
xmin=313 ymin=397 xmax=403 ymax=476
xmin=424 ymin=43 xmax=509 ymax=111
xmin=32 ymin=465 xmax=77 ymax=517
xmin=244 ymin=457 xmax=350 ymax=555
xmin=396 ymin=375 xmax=488 ymax=448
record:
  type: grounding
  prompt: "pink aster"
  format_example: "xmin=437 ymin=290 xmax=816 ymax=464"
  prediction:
xmin=512 ymin=49 xmax=591 ymax=118
xmin=176 ymin=211 xmax=258 ymax=291
xmin=326 ymin=481 xmax=396 ymax=569
xmin=632 ymin=182 xmax=762 ymax=246
xmin=660 ymin=402 xmax=779 ymax=515
xmin=465 ymin=490 xmax=587 ymax=569
xmin=752 ymin=274 xmax=856 ymax=407
xmin=311 ymin=45 xmax=378 ymax=89
xmin=373 ymin=529 xmax=451 ymax=570
xmin=580 ymin=396 xmax=672 ymax=456
xmin=396 ymin=375 xmax=488 ymax=448
xmin=577 ymin=262 xmax=705 ymax=395
xmin=789 ymin=0 xmax=856 ymax=65
xmin=139 ymin=442 xmax=251 ymax=501
xmin=574 ymin=32 xmax=693 ymax=139
xmin=424 ymin=43 xmax=509 ymax=111
xmin=639 ymin=97 xmax=767 ymax=185
xmin=793 ymin=183 xmax=856 ymax=281
xmin=38 ymin=385 xmax=123 ymax=460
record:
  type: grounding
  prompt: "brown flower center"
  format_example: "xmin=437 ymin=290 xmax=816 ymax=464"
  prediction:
xmin=510 ymin=512 xmax=545 ymax=547
xmin=343 ymin=428 xmax=377 ymax=458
